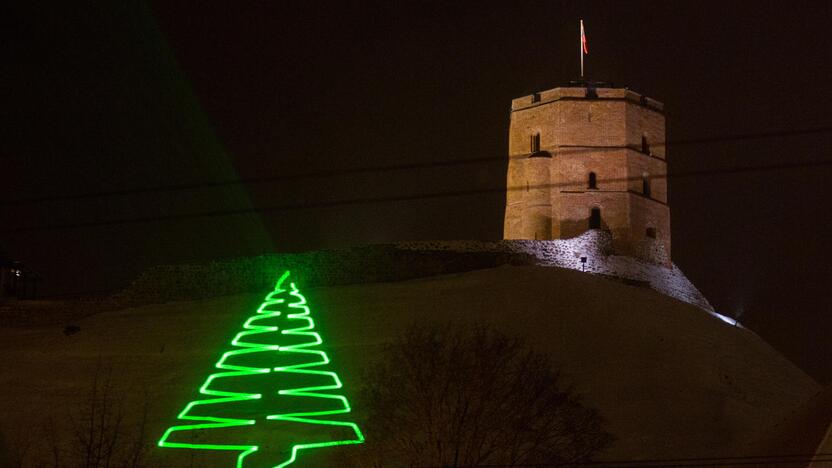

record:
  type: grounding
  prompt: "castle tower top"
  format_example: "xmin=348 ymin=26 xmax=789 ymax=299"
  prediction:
xmin=511 ymin=85 xmax=664 ymax=113
xmin=503 ymin=83 xmax=671 ymax=264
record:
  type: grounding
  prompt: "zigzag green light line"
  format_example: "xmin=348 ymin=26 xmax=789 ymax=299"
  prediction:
xmin=157 ymin=270 xmax=364 ymax=467
xmin=266 ymin=282 xmax=365 ymax=468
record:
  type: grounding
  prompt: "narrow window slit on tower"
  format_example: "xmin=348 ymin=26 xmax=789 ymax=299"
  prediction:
xmin=530 ymin=133 xmax=540 ymax=153
xmin=646 ymin=227 xmax=657 ymax=238
xmin=642 ymin=174 xmax=651 ymax=197
xmin=642 ymin=135 xmax=650 ymax=154
xmin=588 ymin=172 xmax=597 ymax=189
xmin=589 ymin=207 xmax=601 ymax=229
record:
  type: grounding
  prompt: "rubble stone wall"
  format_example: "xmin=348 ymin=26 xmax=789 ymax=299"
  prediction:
xmin=117 ymin=231 xmax=711 ymax=312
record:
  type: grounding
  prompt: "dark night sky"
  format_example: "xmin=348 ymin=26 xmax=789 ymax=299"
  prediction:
xmin=3 ymin=1 xmax=832 ymax=383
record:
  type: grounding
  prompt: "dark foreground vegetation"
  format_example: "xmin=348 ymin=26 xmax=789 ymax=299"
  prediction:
xmin=349 ymin=322 xmax=614 ymax=467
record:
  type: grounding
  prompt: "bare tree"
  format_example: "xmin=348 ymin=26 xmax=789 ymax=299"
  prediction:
xmin=0 ymin=419 xmax=35 ymax=467
xmin=353 ymin=322 xmax=613 ymax=467
xmin=36 ymin=363 xmax=150 ymax=468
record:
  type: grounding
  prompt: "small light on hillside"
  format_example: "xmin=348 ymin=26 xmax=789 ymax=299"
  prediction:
xmin=710 ymin=311 xmax=742 ymax=328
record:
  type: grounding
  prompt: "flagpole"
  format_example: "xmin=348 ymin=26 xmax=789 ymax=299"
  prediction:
xmin=580 ymin=19 xmax=584 ymax=78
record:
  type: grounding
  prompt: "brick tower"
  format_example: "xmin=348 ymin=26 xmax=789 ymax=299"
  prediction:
xmin=503 ymin=83 xmax=671 ymax=264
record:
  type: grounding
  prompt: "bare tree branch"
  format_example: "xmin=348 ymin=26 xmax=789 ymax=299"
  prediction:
xmin=351 ymin=322 xmax=614 ymax=467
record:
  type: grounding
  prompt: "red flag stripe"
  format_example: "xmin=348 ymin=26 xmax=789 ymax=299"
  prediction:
xmin=581 ymin=23 xmax=589 ymax=54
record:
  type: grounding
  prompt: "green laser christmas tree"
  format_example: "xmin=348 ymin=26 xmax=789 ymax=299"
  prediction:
xmin=158 ymin=271 xmax=364 ymax=467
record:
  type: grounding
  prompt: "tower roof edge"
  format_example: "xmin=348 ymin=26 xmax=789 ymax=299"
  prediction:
xmin=511 ymin=85 xmax=664 ymax=113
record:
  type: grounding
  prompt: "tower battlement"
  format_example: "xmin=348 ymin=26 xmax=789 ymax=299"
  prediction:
xmin=503 ymin=84 xmax=671 ymax=264
xmin=511 ymin=86 xmax=664 ymax=113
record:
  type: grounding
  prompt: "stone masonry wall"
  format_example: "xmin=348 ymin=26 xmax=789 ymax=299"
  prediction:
xmin=396 ymin=230 xmax=711 ymax=311
xmin=113 ymin=246 xmax=533 ymax=307
xmin=116 ymin=231 xmax=711 ymax=312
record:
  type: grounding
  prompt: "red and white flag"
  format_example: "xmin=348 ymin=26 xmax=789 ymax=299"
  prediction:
xmin=581 ymin=20 xmax=588 ymax=54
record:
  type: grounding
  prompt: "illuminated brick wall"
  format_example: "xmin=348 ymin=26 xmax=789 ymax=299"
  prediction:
xmin=503 ymin=86 xmax=671 ymax=264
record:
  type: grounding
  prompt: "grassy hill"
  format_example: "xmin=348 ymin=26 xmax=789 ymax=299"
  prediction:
xmin=0 ymin=265 xmax=819 ymax=466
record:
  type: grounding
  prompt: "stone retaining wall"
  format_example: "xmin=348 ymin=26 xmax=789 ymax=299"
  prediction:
xmin=396 ymin=230 xmax=711 ymax=311
xmin=116 ymin=231 xmax=711 ymax=311
xmin=114 ymin=246 xmax=532 ymax=307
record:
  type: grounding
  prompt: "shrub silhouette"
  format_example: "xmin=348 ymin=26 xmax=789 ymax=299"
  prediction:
xmin=354 ymin=322 xmax=613 ymax=467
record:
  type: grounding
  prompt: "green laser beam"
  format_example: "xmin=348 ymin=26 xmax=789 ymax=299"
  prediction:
xmin=157 ymin=270 xmax=364 ymax=467
xmin=267 ymin=283 xmax=365 ymax=467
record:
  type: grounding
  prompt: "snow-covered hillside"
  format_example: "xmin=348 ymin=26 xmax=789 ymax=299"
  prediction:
xmin=0 ymin=265 xmax=818 ymax=466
